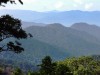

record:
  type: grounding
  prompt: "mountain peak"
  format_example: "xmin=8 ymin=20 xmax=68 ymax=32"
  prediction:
xmin=71 ymin=22 xmax=90 ymax=27
xmin=46 ymin=23 xmax=65 ymax=29
xmin=71 ymin=22 xmax=99 ymax=29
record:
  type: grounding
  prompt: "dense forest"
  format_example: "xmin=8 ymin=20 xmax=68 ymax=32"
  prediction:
xmin=19 ymin=56 xmax=100 ymax=75
xmin=0 ymin=55 xmax=100 ymax=75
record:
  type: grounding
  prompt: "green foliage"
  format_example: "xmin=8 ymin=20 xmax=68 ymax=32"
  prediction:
xmin=14 ymin=68 xmax=23 ymax=75
xmin=37 ymin=56 xmax=73 ymax=75
xmin=0 ymin=67 xmax=3 ymax=73
xmin=0 ymin=56 xmax=100 ymax=75
xmin=39 ymin=56 xmax=57 ymax=75
xmin=58 ymin=56 xmax=100 ymax=75
xmin=28 ymin=71 xmax=40 ymax=75
xmin=55 ymin=64 xmax=72 ymax=75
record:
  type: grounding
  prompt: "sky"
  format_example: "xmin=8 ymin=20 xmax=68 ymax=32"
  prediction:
xmin=0 ymin=0 xmax=100 ymax=12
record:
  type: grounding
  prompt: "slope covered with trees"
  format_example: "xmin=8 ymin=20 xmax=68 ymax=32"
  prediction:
xmin=25 ymin=24 xmax=100 ymax=56
xmin=28 ymin=56 xmax=100 ymax=75
xmin=0 ymin=56 xmax=99 ymax=75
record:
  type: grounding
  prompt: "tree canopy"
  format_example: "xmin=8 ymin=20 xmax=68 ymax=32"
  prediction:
xmin=0 ymin=0 xmax=32 ymax=53
xmin=0 ymin=0 xmax=23 ymax=6
xmin=0 ymin=15 xmax=29 ymax=53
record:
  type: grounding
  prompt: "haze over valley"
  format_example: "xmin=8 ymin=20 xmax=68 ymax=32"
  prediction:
xmin=1 ymin=9 xmax=100 ymax=65
xmin=1 ymin=9 xmax=100 ymax=28
xmin=0 ymin=0 xmax=100 ymax=74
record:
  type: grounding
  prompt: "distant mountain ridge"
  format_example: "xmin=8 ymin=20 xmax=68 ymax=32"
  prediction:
xmin=1 ymin=10 xmax=100 ymax=27
xmin=22 ymin=22 xmax=46 ymax=28
xmin=25 ymin=23 xmax=100 ymax=56
xmin=71 ymin=23 xmax=100 ymax=40
xmin=0 ymin=22 xmax=100 ymax=66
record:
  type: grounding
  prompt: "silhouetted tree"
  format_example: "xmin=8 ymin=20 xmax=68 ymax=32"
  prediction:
xmin=0 ymin=0 xmax=23 ymax=6
xmin=0 ymin=1 xmax=32 ymax=53
xmin=0 ymin=15 xmax=29 ymax=53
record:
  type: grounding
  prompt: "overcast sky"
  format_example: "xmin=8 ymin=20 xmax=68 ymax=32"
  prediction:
xmin=0 ymin=0 xmax=99 ymax=12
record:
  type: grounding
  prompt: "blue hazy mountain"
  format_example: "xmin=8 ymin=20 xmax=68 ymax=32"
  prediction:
xmin=0 ymin=38 xmax=70 ymax=65
xmin=22 ymin=22 xmax=46 ymax=28
xmin=0 ymin=23 xmax=100 ymax=67
xmin=1 ymin=23 xmax=100 ymax=63
xmin=71 ymin=22 xmax=100 ymax=40
xmin=0 ymin=10 xmax=100 ymax=27
xmin=25 ymin=23 xmax=100 ymax=56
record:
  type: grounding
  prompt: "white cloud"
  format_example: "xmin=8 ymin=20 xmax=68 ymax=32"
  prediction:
xmin=55 ymin=1 xmax=64 ymax=9
xmin=0 ymin=0 xmax=98 ymax=11
xmin=22 ymin=0 xmax=37 ymax=4
xmin=73 ymin=4 xmax=78 ymax=7
xmin=73 ymin=0 xmax=84 ymax=4
xmin=85 ymin=3 xmax=93 ymax=10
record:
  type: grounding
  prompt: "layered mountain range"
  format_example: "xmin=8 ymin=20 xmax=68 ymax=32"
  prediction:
xmin=1 ymin=10 xmax=100 ymax=27
xmin=0 ymin=23 xmax=100 ymax=65
xmin=25 ymin=23 xmax=100 ymax=56
xmin=0 ymin=9 xmax=100 ymax=67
